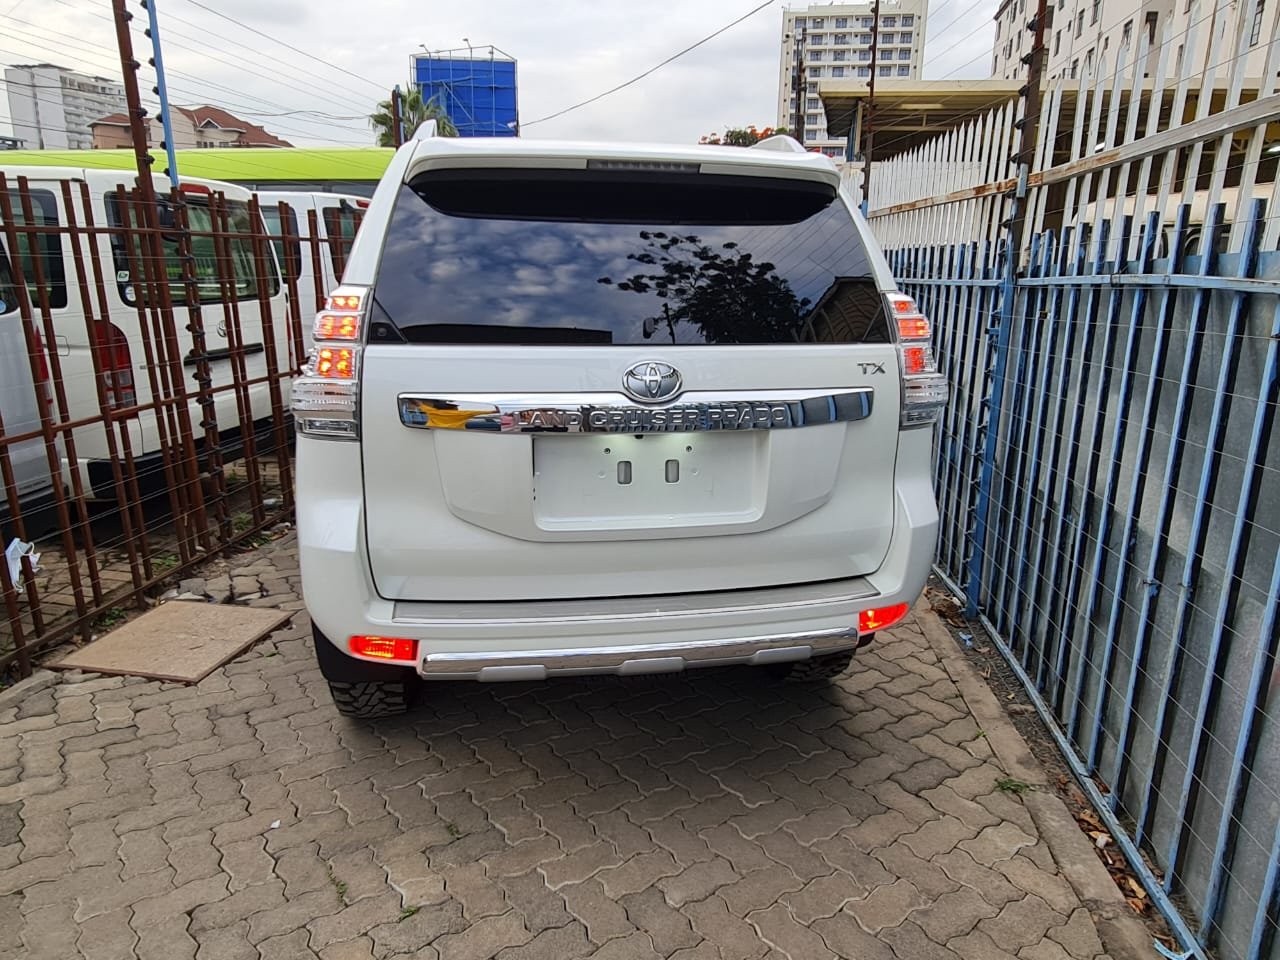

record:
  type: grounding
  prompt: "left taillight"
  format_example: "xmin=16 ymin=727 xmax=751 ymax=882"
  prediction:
xmin=94 ymin=321 xmax=137 ymax=415
xmin=888 ymin=292 xmax=948 ymax=429
xmin=290 ymin=284 xmax=366 ymax=440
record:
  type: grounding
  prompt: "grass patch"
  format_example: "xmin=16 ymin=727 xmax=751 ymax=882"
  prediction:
xmin=445 ymin=822 xmax=461 ymax=838
xmin=326 ymin=865 xmax=347 ymax=905
xmin=152 ymin=553 xmax=179 ymax=573
xmin=93 ymin=607 xmax=127 ymax=630
xmin=995 ymin=777 xmax=1032 ymax=796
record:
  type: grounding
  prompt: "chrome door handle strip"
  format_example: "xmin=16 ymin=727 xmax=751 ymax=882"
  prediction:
xmin=397 ymin=388 xmax=873 ymax=433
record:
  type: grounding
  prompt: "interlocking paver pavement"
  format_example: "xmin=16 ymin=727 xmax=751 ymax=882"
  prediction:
xmin=0 ymin=534 xmax=1115 ymax=960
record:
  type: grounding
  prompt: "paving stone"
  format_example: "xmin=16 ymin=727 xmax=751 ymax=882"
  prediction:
xmin=561 ymin=879 xmax=636 ymax=945
xmin=494 ymin=869 xmax=573 ymax=934
xmin=686 ymin=894 xmax=768 ymax=960
xmin=130 ymin=874 xmax=230 ymax=930
xmin=844 ymin=878 xmax=927 ymax=935
xmin=191 ymin=920 xmax=256 ymax=960
xmin=76 ymin=907 xmax=138 ymax=960
xmin=595 ymin=849 xmax=681 ymax=900
xmin=494 ymin=921 xmax=593 ymax=960
xmin=1044 ymin=907 xmax=1104 ymax=959
xmin=433 ymin=910 xmax=533 ymax=960
xmin=718 ymin=867 xmax=805 ymax=918
xmin=978 ymin=895 xmax=1069 ymax=953
xmin=657 ymin=856 xmax=739 ymax=908
xmin=812 ymin=911 xmax=895 ymax=960
xmin=366 ymin=901 xmax=465 ymax=957
xmin=256 ymin=928 xmax=316 ymax=960
xmin=872 ymin=843 xmax=962 ymax=899
xmin=959 ymin=822 xmax=1038 ymax=867
xmin=997 ymin=855 xmax=1081 ymax=916
xmin=307 ymin=891 xmax=403 ymax=951
xmin=912 ymin=885 xmax=1002 ymax=943
xmin=781 ymin=872 xmax=866 ymax=924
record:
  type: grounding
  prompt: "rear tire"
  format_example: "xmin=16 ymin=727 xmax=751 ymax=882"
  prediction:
xmin=767 ymin=649 xmax=855 ymax=682
xmin=327 ymin=680 xmax=413 ymax=718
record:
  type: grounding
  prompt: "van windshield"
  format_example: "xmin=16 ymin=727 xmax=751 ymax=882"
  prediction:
xmin=373 ymin=170 xmax=888 ymax=346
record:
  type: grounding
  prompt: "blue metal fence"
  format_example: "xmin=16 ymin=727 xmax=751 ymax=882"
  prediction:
xmin=862 ymin=4 xmax=1280 ymax=954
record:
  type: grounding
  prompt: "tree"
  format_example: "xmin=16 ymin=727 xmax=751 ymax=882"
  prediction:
xmin=370 ymin=88 xmax=458 ymax=145
xmin=699 ymin=125 xmax=791 ymax=147
xmin=597 ymin=232 xmax=810 ymax=344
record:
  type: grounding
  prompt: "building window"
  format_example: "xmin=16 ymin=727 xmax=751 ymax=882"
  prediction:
xmin=794 ymin=16 xmax=804 ymax=26
xmin=1175 ymin=44 xmax=1185 ymax=73
xmin=897 ymin=65 xmax=910 ymax=76
xmin=859 ymin=50 xmax=871 ymax=61
xmin=809 ymin=66 xmax=823 ymax=76
xmin=806 ymin=97 xmax=820 ymax=109
xmin=1122 ymin=19 xmax=1133 ymax=45
xmin=879 ymin=65 xmax=892 ymax=76
xmin=1054 ymin=30 xmax=1061 ymax=54
xmin=880 ymin=33 xmax=894 ymax=44
xmin=1070 ymin=58 xmax=1079 ymax=78
xmin=811 ymin=17 xmax=824 ymax=28
xmin=832 ymin=66 xmax=846 ymax=77
xmin=902 ymin=15 xmax=914 ymax=26
xmin=806 ymin=114 xmax=820 ymax=126
xmin=860 ymin=16 xmax=873 ymax=28
xmin=805 ymin=130 xmax=817 ymax=140
xmin=834 ymin=50 xmax=848 ymax=61
xmin=811 ymin=34 xmax=826 ymax=45
xmin=1250 ymin=1 xmax=1265 ymax=45
xmin=810 ymin=49 xmax=823 ymax=60
xmin=859 ymin=33 xmax=873 ymax=44
xmin=835 ymin=17 xmax=848 ymax=28
xmin=881 ymin=15 xmax=896 ymax=27
xmin=1091 ymin=0 xmax=1100 ymax=24
xmin=834 ymin=33 xmax=850 ymax=44
xmin=1076 ymin=10 xmax=1084 ymax=36
xmin=857 ymin=66 xmax=870 ymax=76
xmin=1085 ymin=48 xmax=1095 ymax=72
xmin=899 ymin=32 xmax=913 ymax=44
xmin=806 ymin=81 xmax=818 ymax=93
xmin=898 ymin=49 xmax=911 ymax=60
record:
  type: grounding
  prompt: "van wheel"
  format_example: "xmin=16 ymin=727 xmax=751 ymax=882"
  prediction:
xmin=327 ymin=680 xmax=413 ymax=719
xmin=768 ymin=650 xmax=854 ymax=682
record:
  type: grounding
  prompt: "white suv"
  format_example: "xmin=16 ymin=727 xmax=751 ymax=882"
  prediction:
xmin=291 ymin=132 xmax=946 ymax=718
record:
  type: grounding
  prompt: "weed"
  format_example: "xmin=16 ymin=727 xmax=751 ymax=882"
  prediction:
xmin=326 ymin=865 xmax=347 ymax=904
xmin=445 ymin=822 xmax=461 ymax=838
xmin=995 ymin=777 xmax=1032 ymax=796
xmin=232 ymin=512 xmax=254 ymax=534
xmin=399 ymin=906 xmax=419 ymax=921
xmin=94 ymin=607 xmax=127 ymax=630
xmin=153 ymin=553 xmax=179 ymax=573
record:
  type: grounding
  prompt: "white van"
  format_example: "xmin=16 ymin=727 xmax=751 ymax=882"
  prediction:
xmin=0 ymin=166 xmax=291 ymax=502
xmin=256 ymin=191 xmax=366 ymax=329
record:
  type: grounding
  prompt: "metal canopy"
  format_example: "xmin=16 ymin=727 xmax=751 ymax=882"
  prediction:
xmin=819 ymin=79 xmax=1023 ymax=147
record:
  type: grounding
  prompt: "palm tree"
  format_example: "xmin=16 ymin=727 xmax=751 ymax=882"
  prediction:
xmin=370 ymin=88 xmax=458 ymax=145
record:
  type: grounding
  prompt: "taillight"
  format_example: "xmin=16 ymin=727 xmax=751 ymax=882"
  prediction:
xmin=291 ymin=284 xmax=366 ymax=440
xmin=94 ymin=321 xmax=137 ymax=415
xmin=31 ymin=330 xmax=52 ymax=409
xmin=888 ymin=292 xmax=947 ymax=429
xmin=858 ymin=602 xmax=910 ymax=634
xmin=349 ymin=635 xmax=418 ymax=662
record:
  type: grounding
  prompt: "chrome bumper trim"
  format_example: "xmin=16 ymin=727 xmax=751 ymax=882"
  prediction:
xmin=398 ymin=388 xmax=873 ymax=434
xmin=418 ymin=626 xmax=859 ymax=681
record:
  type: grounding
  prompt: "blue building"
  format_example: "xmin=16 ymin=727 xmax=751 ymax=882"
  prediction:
xmin=412 ymin=47 xmax=518 ymax=137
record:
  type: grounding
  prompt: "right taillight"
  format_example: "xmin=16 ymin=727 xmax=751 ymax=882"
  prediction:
xmin=888 ymin=292 xmax=948 ymax=429
xmin=291 ymin=285 xmax=366 ymax=440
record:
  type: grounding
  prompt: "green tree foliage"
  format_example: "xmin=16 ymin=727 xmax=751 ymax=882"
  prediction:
xmin=699 ymin=125 xmax=791 ymax=147
xmin=370 ymin=88 xmax=458 ymax=145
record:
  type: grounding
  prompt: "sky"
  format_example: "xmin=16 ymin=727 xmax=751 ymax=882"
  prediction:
xmin=1 ymin=0 xmax=999 ymax=147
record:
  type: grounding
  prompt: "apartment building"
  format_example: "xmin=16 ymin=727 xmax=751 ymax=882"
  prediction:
xmin=4 ymin=63 xmax=126 ymax=150
xmin=777 ymin=1 xmax=930 ymax=160
xmin=991 ymin=0 xmax=1273 ymax=83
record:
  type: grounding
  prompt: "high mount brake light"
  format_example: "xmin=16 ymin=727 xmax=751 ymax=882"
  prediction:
xmin=888 ymin=292 xmax=948 ymax=429
xmin=291 ymin=285 xmax=368 ymax=439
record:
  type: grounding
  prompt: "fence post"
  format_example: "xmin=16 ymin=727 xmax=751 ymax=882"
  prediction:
xmin=964 ymin=0 xmax=1049 ymax=616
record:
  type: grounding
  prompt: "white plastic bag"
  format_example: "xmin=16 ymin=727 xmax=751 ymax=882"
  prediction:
xmin=5 ymin=538 xmax=40 ymax=589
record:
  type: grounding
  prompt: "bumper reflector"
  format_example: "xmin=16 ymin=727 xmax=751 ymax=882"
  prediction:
xmin=858 ymin=603 xmax=911 ymax=634
xmin=349 ymin=635 xmax=419 ymax=662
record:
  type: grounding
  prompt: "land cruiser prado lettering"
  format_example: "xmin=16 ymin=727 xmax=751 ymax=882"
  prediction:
xmin=291 ymin=130 xmax=947 ymax=719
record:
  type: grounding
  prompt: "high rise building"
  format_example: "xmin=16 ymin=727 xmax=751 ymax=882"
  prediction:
xmin=4 ymin=63 xmax=126 ymax=150
xmin=991 ymin=0 xmax=1272 ymax=84
xmin=777 ymin=1 xmax=930 ymax=161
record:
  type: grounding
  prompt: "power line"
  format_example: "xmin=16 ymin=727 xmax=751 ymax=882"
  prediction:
xmin=523 ymin=0 xmax=777 ymax=127
xmin=174 ymin=0 xmax=387 ymax=93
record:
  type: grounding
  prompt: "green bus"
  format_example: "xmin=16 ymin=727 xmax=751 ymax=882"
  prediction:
xmin=0 ymin=147 xmax=393 ymax=197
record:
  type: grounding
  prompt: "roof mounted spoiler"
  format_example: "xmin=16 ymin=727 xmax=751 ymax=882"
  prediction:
xmin=751 ymin=135 xmax=807 ymax=154
xmin=412 ymin=119 xmax=438 ymax=141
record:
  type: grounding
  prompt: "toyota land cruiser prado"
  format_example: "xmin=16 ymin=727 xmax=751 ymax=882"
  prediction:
xmin=291 ymin=132 xmax=946 ymax=719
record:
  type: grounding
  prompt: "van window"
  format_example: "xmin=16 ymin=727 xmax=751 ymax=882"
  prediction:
xmin=105 ymin=194 xmax=280 ymax=306
xmin=321 ymin=202 xmax=361 ymax=278
xmin=0 ymin=189 xmax=68 ymax=311
xmin=260 ymin=202 xmax=301 ymax=282
xmin=373 ymin=171 xmax=888 ymax=346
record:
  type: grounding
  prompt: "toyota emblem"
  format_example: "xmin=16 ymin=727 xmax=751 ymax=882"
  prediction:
xmin=621 ymin=361 xmax=683 ymax=404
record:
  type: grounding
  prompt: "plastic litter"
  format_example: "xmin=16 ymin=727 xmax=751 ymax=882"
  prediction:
xmin=5 ymin=538 xmax=40 ymax=589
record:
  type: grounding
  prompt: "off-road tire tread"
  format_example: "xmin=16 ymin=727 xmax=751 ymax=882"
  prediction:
xmin=327 ymin=680 xmax=410 ymax=718
xmin=774 ymin=650 xmax=855 ymax=683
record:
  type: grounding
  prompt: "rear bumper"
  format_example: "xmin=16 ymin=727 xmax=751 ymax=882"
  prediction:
xmin=296 ymin=428 xmax=938 ymax=682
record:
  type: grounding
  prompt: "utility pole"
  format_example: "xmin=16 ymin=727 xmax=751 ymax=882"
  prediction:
xmin=140 ymin=0 xmax=178 ymax=188
xmin=790 ymin=22 xmax=807 ymax=144
xmin=1009 ymin=0 xmax=1051 ymax=261
xmin=391 ymin=84 xmax=404 ymax=146
xmin=862 ymin=1 xmax=879 ymax=213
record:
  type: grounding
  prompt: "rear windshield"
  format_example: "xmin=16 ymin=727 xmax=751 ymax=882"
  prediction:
xmin=372 ymin=170 xmax=888 ymax=346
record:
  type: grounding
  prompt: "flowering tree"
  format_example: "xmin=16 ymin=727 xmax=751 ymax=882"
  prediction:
xmin=699 ymin=125 xmax=791 ymax=147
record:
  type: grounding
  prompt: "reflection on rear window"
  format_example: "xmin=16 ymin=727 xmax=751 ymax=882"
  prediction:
xmin=373 ymin=172 xmax=888 ymax=346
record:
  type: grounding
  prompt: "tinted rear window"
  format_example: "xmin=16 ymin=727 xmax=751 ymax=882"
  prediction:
xmin=372 ymin=170 xmax=888 ymax=346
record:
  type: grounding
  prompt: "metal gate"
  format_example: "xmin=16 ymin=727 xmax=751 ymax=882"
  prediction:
xmin=862 ymin=1 xmax=1280 ymax=957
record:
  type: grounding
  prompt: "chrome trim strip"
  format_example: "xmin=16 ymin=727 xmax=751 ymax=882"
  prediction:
xmin=418 ymin=626 xmax=859 ymax=679
xmin=392 ymin=578 xmax=879 ymax=628
xmin=398 ymin=388 xmax=873 ymax=434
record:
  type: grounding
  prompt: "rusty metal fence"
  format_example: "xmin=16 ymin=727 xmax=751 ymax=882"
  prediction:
xmin=0 ymin=172 xmax=359 ymax=683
